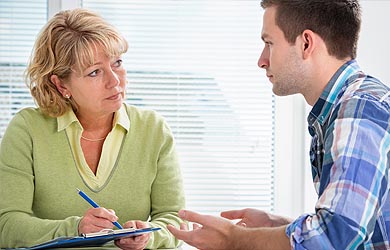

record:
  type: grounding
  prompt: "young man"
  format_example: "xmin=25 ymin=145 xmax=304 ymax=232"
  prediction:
xmin=168 ymin=1 xmax=390 ymax=249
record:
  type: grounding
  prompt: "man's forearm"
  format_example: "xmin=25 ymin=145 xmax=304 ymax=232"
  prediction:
xmin=231 ymin=225 xmax=290 ymax=250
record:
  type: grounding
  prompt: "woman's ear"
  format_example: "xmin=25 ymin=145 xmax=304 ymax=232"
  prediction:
xmin=51 ymin=75 xmax=71 ymax=99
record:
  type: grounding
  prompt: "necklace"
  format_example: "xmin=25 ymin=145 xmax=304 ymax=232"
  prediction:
xmin=81 ymin=135 xmax=107 ymax=142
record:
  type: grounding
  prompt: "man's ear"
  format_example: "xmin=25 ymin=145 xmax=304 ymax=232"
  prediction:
xmin=50 ymin=74 xmax=70 ymax=98
xmin=300 ymin=29 xmax=316 ymax=59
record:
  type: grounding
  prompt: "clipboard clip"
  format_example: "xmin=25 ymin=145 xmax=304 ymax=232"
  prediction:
xmin=81 ymin=227 xmax=135 ymax=238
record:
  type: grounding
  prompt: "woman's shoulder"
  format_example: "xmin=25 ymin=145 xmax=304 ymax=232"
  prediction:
xmin=14 ymin=107 xmax=53 ymax=122
xmin=123 ymin=103 xmax=165 ymax=122
xmin=3 ymin=107 xmax=56 ymax=141
xmin=122 ymin=104 xmax=172 ymax=135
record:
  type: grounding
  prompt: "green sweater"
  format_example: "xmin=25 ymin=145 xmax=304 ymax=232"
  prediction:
xmin=0 ymin=104 xmax=185 ymax=249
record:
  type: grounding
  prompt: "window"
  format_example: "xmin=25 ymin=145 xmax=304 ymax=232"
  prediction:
xmin=0 ymin=0 xmax=47 ymax=137
xmin=1 ymin=0 xmax=277 ymax=216
xmin=82 ymin=0 xmax=275 ymax=215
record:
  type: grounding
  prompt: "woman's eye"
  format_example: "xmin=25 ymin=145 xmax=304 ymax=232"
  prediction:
xmin=88 ymin=69 xmax=99 ymax=77
xmin=113 ymin=59 xmax=123 ymax=67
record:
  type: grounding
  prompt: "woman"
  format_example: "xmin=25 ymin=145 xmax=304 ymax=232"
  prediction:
xmin=0 ymin=8 xmax=185 ymax=250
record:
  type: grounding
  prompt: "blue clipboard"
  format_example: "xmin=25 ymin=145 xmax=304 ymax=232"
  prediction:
xmin=8 ymin=227 xmax=160 ymax=250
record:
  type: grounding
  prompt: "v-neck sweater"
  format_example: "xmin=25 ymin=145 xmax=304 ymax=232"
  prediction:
xmin=0 ymin=104 xmax=185 ymax=249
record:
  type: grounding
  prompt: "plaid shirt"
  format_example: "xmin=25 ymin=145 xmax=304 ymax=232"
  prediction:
xmin=286 ymin=60 xmax=390 ymax=249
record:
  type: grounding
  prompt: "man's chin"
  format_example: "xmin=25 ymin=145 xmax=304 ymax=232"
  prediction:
xmin=272 ymin=87 xmax=297 ymax=97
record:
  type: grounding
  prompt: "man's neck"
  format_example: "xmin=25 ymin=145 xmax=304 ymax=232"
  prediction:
xmin=304 ymin=57 xmax=351 ymax=106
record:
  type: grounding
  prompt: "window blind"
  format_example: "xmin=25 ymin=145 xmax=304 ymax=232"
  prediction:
xmin=0 ymin=1 xmax=275 ymax=216
xmin=0 ymin=0 xmax=47 ymax=137
xmin=82 ymin=0 xmax=275 ymax=215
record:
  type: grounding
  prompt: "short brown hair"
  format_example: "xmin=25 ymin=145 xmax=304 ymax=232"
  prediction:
xmin=261 ymin=0 xmax=361 ymax=59
xmin=26 ymin=8 xmax=128 ymax=117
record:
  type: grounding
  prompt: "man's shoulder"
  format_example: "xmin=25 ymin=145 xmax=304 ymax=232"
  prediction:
xmin=329 ymin=74 xmax=390 ymax=128
xmin=340 ymin=73 xmax=389 ymax=108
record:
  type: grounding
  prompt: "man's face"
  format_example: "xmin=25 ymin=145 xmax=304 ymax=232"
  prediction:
xmin=258 ymin=6 xmax=307 ymax=97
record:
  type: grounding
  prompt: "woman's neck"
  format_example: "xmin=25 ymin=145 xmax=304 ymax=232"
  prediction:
xmin=77 ymin=112 xmax=114 ymax=134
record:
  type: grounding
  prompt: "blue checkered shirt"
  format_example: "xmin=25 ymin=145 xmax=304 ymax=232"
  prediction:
xmin=286 ymin=60 xmax=390 ymax=249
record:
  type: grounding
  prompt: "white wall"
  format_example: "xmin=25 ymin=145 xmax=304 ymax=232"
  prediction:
xmin=358 ymin=1 xmax=390 ymax=85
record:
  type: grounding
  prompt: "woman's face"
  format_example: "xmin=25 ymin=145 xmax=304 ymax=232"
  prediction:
xmin=66 ymin=46 xmax=127 ymax=118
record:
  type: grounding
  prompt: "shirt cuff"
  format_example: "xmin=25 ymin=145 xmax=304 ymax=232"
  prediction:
xmin=285 ymin=213 xmax=311 ymax=249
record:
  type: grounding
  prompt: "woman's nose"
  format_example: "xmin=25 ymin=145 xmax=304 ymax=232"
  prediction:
xmin=107 ymin=69 xmax=120 ymax=87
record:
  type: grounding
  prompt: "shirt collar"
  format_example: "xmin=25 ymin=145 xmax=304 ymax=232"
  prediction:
xmin=114 ymin=104 xmax=130 ymax=132
xmin=308 ymin=59 xmax=362 ymax=126
xmin=57 ymin=104 xmax=130 ymax=132
xmin=57 ymin=108 xmax=79 ymax=132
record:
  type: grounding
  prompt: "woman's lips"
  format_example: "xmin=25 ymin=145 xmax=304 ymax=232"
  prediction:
xmin=107 ymin=92 xmax=121 ymax=100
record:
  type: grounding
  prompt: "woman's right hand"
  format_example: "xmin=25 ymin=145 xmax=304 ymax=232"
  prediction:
xmin=78 ymin=207 xmax=119 ymax=234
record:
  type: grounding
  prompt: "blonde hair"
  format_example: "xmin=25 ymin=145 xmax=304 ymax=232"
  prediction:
xmin=26 ymin=8 xmax=128 ymax=117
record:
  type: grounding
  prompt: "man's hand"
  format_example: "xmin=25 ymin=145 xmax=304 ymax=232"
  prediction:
xmin=221 ymin=208 xmax=292 ymax=228
xmin=167 ymin=209 xmax=238 ymax=250
xmin=168 ymin=209 xmax=291 ymax=250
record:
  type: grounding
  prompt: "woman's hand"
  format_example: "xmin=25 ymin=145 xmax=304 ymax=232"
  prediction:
xmin=115 ymin=220 xmax=151 ymax=250
xmin=78 ymin=207 xmax=119 ymax=234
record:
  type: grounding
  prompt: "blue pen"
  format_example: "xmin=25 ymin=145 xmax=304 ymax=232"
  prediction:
xmin=76 ymin=188 xmax=123 ymax=229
